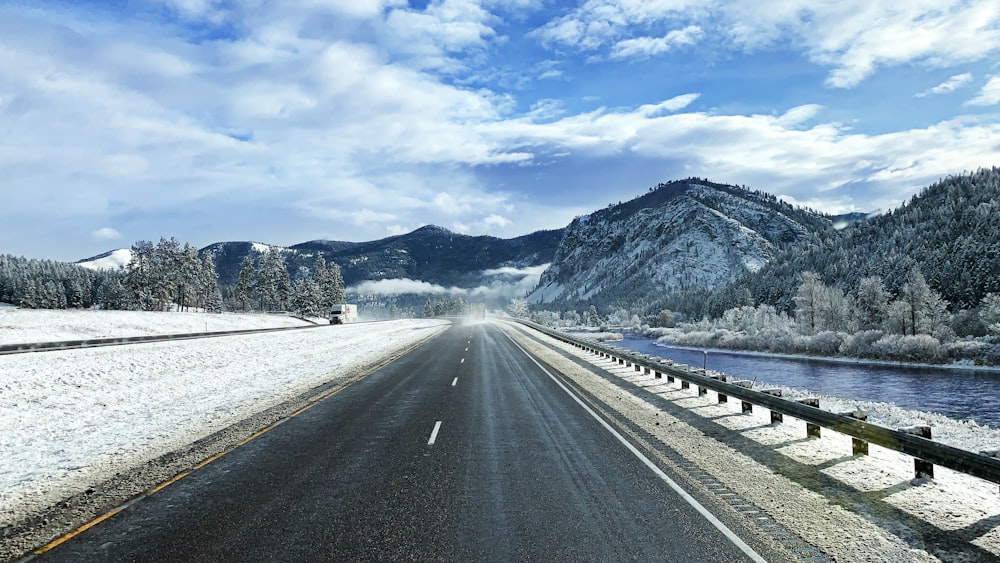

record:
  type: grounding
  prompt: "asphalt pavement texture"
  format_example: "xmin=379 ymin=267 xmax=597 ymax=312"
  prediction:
xmin=36 ymin=321 xmax=764 ymax=562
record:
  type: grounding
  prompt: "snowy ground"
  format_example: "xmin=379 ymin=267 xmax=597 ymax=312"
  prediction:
xmin=506 ymin=322 xmax=1000 ymax=562
xmin=0 ymin=316 xmax=449 ymax=529
xmin=0 ymin=308 xmax=318 ymax=345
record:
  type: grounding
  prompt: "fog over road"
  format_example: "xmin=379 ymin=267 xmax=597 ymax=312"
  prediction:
xmin=36 ymin=321 xmax=769 ymax=562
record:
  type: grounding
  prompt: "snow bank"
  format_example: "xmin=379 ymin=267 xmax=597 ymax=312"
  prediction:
xmin=0 ymin=319 xmax=448 ymax=526
xmin=0 ymin=309 xmax=311 ymax=345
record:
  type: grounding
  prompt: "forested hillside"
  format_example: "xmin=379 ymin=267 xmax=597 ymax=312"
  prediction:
xmin=0 ymin=255 xmax=124 ymax=310
xmin=732 ymin=167 xmax=1000 ymax=313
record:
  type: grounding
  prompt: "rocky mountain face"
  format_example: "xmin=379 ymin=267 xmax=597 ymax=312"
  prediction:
xmin=529 ymin=178 xmax=833 ymax=308
xmin=203 ymin=226 xmax=565 ymax=289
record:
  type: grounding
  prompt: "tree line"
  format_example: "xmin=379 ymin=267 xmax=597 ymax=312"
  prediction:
xmin=1 ymin=237 xmax=346 ymax=318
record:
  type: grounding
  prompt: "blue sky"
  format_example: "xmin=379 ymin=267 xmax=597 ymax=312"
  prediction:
xmin=2 ymin=0 xmax=1000 ymax=261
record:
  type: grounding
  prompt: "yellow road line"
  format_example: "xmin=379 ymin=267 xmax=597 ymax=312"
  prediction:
xmin=27 ymin=328 xmax=447 ymax=558
xmin=34 ymin=508 xmax=123 ymax=554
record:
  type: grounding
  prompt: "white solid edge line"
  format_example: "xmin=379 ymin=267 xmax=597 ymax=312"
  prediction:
xmin=452 ymin=377 xmax=458 ymax=387
xmin=428 ymin=420 xmax=443 ymax=445
xmin=499 ymin=327 xmax=769 ymax=563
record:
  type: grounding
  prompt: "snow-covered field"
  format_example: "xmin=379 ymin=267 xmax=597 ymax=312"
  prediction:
xmin=0 ymin=308 xmax=315 ymax=345
xmin=0 ymin=314 xmax=449 ymax=529
xmin=507 ymin=322 xmax=1000 ymax=561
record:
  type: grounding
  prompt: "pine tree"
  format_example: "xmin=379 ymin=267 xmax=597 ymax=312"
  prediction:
xmin=317 ymin=260 xmax=345 ymax=307
xmin=234 ymin=256 xmax=256 ymax=312
xmin=291 ymin=277 xmax=324 ymax=318
xmin=200 ymin=254 xmax=222 ymax=312
xmin=257 ymin=246 xmax=284 ymax=311
xmin=126 ymin=240 xmax=156 ymax=311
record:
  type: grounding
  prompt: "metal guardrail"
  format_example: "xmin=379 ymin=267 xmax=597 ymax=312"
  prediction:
xmin=0 ymin=324 xmax=325 ymax=355
xmin=516 ymin=320 xmax=1000 ymax=487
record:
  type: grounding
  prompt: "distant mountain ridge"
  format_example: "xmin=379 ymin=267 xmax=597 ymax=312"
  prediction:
xmin=529 ymin=178 xmax=835 ymax=308
xmin=199 ymin=225 xmax=565 ymax=290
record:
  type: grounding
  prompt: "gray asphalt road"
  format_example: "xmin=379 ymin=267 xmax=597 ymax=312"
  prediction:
xmin=36 ymin=321 xmax=767 ymax=562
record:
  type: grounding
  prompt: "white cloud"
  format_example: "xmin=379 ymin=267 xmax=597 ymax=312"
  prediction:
xmin=966 ymin=75 xmax=1000 ymax=107
xmin=638 ymin=93 xmax=700 ymax=116
xmin=774 ymin=104 xmax=823 ymax=127
xmin=532 ymin=1 xmax=1000 ymax=88
xmin=486 ymin=97 xmax=1000 ymax=213
xmin=531 ymin=0 xmax=701 ymax=51
xmin=483 ymin=214 xmax=511 ymax=228
xmin=481 ymin=264 xmax=549 ymax=277
xmin=349 ymin=278 xmax=458 ymax=296
xmin=609 ymin=25 xmax=702 ymax=60
xmin=4 ymin=0 xmax=1000 ymax=260
xmin=347 ymin=264 xmax=550 ymax=300
xmin=386 ymin=225 xmax=413 ymax=236
xmin=916 ymin=73 xmax=973 ymax=97
xmin=91 ymin=227 xmax=122 ymax=241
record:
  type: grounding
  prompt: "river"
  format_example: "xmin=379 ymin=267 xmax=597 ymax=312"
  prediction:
xmin=614 ymin=334 xmax=1000 ymax=429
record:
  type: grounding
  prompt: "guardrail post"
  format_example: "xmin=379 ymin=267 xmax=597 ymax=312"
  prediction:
xmin=982 ymin=451 xmax=1000 ymax=493
xmin=762 ymin=389 xmax=783 ymax=423
xmin=619 ymin=358 xmax=625 ymax=365
xmin=654 ymin=370 xmax=662 ymax=379
xmin=734 ymin=381 xmax=753 ymax=413
xmin=698 ymin=384 xmax=708 ymax=396
xmin=667 ymin=373 xmax=674 ymax=383
xmin=901 ymin=426 xmax=934 ymax=479
xmin=796 ymin=398 xmax=821 ymax=438
xmin=644 ymin=367 xmax=651 ymax=375
xmin=840 ymin=411 xmax=869 ymax=455
xmin=681 ymin=380 xmax=689 ymax=389
xmin=709 ymin=375 xmax=728 ymax=403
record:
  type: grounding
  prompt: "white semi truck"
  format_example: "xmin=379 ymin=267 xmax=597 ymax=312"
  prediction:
xmin=329 ymin=304 xmax=358 ymax=325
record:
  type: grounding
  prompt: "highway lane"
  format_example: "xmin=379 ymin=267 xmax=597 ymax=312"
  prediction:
xmin=34 ymin=321 xmax=768 ymax=562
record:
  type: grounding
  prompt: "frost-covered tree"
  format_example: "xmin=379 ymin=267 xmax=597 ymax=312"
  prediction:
xmin=982 ymin=293 xmax=1000 ymax=335
xmin=125 ymin=240 xmax=157 ymax=311
xmin=508 ymin=297 xmax=529 ymax=318
xmin=793 ymin=271 xmax=825 ymax=335
xmin=818 ymin=285 xmax=850 ymax=333
xmin=234 ymin=256 xmax=256 ymax=312
xmin=656 ymin=309 xmax=675 ymax=328
xmin=853 ymin=276 xmax=890 ymax=331
xmin=291 ymin=277 xmax=324 ymax=318
xmin=257 ymin=246 xmax=288 ymax=311
xmin=199 ymin=254 xmax=222 ymax=312
xmin=587 ymin=305 xmax=601 ymax=326
xmin=897 ymin=268 xmax=948 ymax=336
xmin=314 ymin=256 xmax=345 ymax=309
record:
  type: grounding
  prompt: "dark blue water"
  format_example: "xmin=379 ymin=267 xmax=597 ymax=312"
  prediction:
xmin=615 ymin=334 xmax=1000 ymax=429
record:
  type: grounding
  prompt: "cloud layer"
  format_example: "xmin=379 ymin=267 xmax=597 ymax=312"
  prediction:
xmin=1 ymin=1 xmax=999 ymax=260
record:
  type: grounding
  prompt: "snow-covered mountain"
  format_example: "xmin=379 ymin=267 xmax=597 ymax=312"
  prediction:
xmin=77 ymin=248 xmax=133 ymax=271
xmin=529 ymin=178 xmax=833 ymax=308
